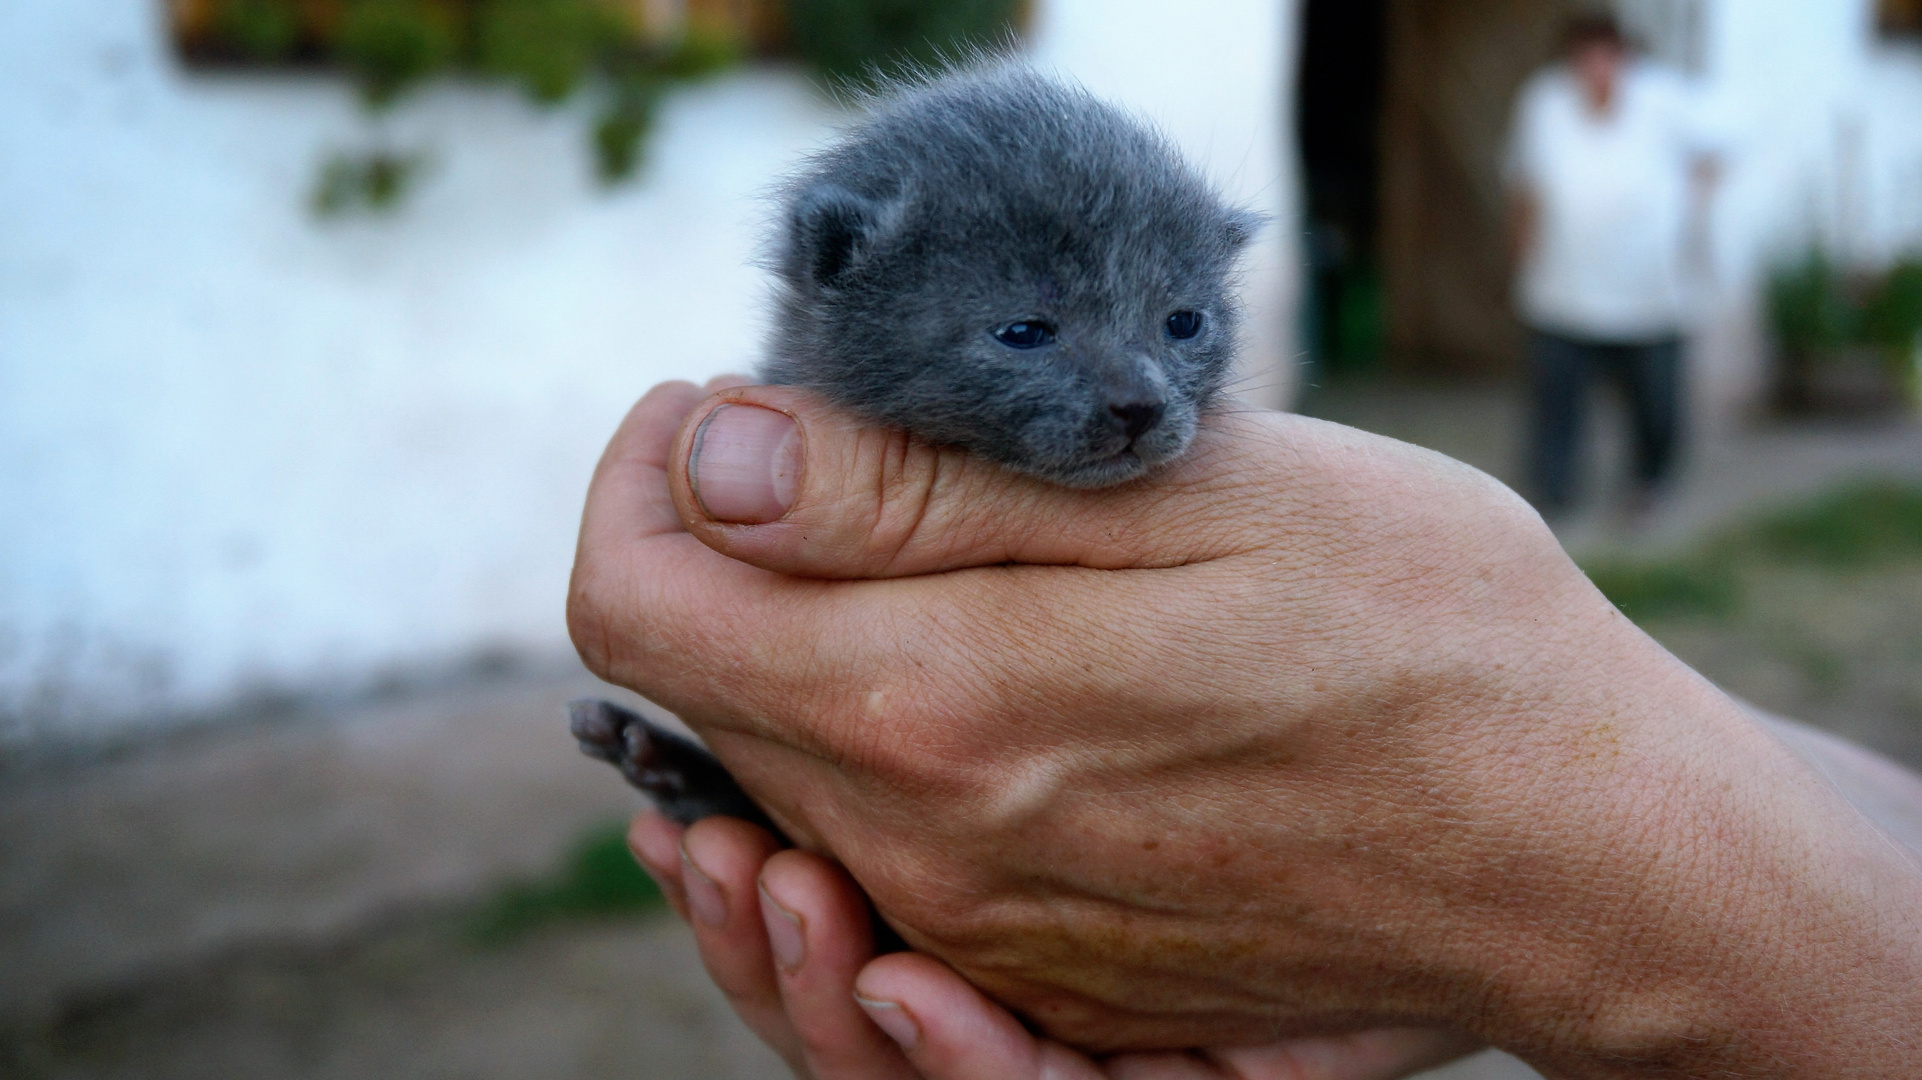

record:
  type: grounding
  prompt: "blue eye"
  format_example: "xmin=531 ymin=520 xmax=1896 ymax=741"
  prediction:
xmin=1166 ymin=311 xmax=1204 ymax=340
xmin=994 ymin=321 xmax=1057 ymax=349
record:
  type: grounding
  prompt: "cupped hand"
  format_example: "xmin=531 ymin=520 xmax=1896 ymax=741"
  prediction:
xmin=569 ymin=382 xmax=1922 ymax=1076
xmin=628 ymin=810 xmax=1480 ymax=1080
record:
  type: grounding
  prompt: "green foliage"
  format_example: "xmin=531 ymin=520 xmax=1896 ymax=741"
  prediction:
xmin=1582 ymin=557 xmax=1740 ymax=622
xmin=211 ymin=0 xmax=301 ymax=61
xmin=470 ymin=821 xmax=666 ymax=944
xmin=336 ymin=0 xmax=460 ymax=107
xmin=1769 ymin=252 xmax=1922 ymax=364
xmin=1768 ymin=251 xmax=1859 ymax=355
xmin=1582 ymin=479 xmax=1922 ymax=625
xmin=313 ymin=150 xmax=428 ymax=215
xmin=785 ymin=0 xmax=1022 ymax=83
xmin=587 ymin=29 xmax=740 ymax=183
xmin=1737 ymin=480 xmax=1922 ymax=569
xmin=593 ymin=78 xmax=662 ymax=182
xmin=657 ymin=23 xmax=749 ymax=81
xmin=1863 ymin=260 xmax=1922 ymax=350
xmin=474 ymin=0 xmax=626 ymax=104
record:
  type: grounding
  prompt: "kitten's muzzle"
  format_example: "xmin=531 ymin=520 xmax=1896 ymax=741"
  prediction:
xmin=1110 ymin=401 xmax=1166 ymax=442
xmin=1096 ymin=357 xmax=1171 ymax=445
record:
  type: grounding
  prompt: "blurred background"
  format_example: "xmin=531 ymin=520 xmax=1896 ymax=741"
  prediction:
xmin=1 ymin=1 xmax=1917 ymax=1077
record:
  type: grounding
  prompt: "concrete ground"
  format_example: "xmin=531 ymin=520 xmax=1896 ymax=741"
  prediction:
xmin=4 ymin=383 xmax=1920 ymax=1080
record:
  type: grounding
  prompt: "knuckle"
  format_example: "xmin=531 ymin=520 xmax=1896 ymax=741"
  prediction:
xmin=834 ymin=426 xmax=946 ymax=573
xmin=564 ymin=573 xmax=616 ymax=680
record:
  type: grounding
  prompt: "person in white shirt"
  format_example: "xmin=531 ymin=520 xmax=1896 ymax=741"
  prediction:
xmin=1505 ymin=13 xmax=1719 ymax=518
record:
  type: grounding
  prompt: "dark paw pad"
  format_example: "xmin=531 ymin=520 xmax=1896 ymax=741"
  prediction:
xmin=568 ymin=698 xmax=779 ymax=835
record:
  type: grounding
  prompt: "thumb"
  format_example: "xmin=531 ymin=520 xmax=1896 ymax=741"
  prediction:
xmin=667 ymin=384 xmax=1296 ymax=579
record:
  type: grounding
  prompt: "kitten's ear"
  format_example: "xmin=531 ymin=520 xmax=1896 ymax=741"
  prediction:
xmin=787 ymin=185 xmax=887 ymax=287
xmin=1223 ymin=208 xmax=1267 ymax=250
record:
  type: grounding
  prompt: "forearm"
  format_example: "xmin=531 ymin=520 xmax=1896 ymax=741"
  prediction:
xmin=1451 ymin=648 xmax=1922 ymax=1077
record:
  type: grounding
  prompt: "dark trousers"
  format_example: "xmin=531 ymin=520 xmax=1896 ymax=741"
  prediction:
xmin=1528 ymin=331 xmax=1685 ymax=516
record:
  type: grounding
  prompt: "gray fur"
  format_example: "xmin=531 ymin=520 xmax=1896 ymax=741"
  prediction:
xmin=761 ymin=63 xmax=1262 ymax=488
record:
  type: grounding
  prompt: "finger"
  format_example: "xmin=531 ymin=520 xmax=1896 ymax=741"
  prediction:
xmin=581 ymin=380 xmax=709 ymax=546
xmin=666 ymin=385 xmax=1537 ymax=580
xmin=569 ymin=381 xmax=723 ymax=680
xmin=679 ymin=816 xmax=806 ymax=1068
xmin=759 ymin=852 xmax=918 ymax=1078
xmin=1205 ymin=1030 xmax=1482 ymax=1080
xmin=1107 ymin=1054 xmax=1224 ymax=1079
xmin=627 ymin=811 xmax=690 ymax=920
xmin=854 ymin=953 xmax=1106 ymax=1080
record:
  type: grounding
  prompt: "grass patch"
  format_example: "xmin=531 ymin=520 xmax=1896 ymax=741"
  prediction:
xmin=1581 ymin=478 xmax=1922 ymax=624
xmin=1582 ymin=557 xmax=1741 ymax=621
xmin=1732 ymin=481 xmax=1922 ymax=569
xmin=469 ymin=821 xmax=664 ymax=945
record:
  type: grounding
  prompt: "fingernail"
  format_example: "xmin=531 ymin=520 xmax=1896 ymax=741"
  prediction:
xmin=689 ymin=404 xmax=801 ymax=524
xmin=681 ymin=840 xmax=728 ymax=928
xmin=855 ymin=994 xmax=920 ymax=1051
xmin=758 ymin=882 xmax=806 ymax=974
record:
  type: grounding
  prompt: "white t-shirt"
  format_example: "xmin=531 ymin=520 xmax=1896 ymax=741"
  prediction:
xmin=1505 ymin=62 xmax=1712 ymax=341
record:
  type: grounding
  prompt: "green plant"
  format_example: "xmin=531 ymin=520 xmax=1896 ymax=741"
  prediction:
xmin=474 ymin=0 xmax=626 ymax=104
xmin=1769 ymin=252 xmax=1922 ymax=366
xmin=1864 ymin=259 xmax=1922 ymax=351
xmin=211 ymin=0 xmax=302 ymax=61
xmin=1580 ymin=479 xmax=1922 ymax=627
xmin=593 ymin=77 xmax=663 ymax=182
xmin=469 ymin=821 xmax=665 ymax=944
xmin=182 ymin=0 xmax=750 ymax=210
xmin=785 ymin=0 xmax=1023 ymax=83
xmin=1737 ymin=480 xmax=1922 ymax=569
xmin=1582 ymin=556 xmax=1741 ymax=621
xmin=588 ymin=30 xmax=742 ymax=182
xmin=313 ymin=149 xmax=429 ymax=215
xmin=335 ymin=0 xmax=461 ymax=107
xmin=1768 ymin=251 xmax=1859 ymax=355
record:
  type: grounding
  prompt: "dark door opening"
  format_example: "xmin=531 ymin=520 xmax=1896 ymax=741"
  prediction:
xmin=1300 ymin=0 xmax=1576 ymax=382
xmin=1296 ymin=0 xmax=1388 ymax=379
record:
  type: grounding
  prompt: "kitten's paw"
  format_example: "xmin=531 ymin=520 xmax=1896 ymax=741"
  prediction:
xmin=568 ymin=698 xmax=781 ymax=836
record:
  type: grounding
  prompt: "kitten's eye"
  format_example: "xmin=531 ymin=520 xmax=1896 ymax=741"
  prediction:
xmin=994 ymin=321 xmax=1057 ymax=349
xmin=1166 ymin=311 xmax=1204 ymax=340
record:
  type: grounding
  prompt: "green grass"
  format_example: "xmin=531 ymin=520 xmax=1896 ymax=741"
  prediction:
xmin=469 ymin=820 xmax=665 ymax=945
xmin=1734 ymin=481 xmax=1922 ymax=569
xmin=1581 ymin=557 xmax=1741 ymax=621
xmin=1582 ymin=479 xmax=1922 ymax=624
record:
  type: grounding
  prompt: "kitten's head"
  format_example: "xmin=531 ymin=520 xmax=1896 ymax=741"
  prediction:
xmin=764 ymin=66 xmax=1262 ymax=488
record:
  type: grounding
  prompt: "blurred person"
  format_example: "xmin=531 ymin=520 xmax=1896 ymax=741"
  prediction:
xmin=1505 ymin=13 xmax=1721 ymax=520
xmin=570 ymin=379 xmax=1922 ymax=1080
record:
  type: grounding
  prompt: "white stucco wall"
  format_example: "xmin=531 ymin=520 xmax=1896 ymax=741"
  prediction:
xmin=0 ymin=1 xmax=1298 ymax=741
xmin=1689 ymin=0 xmax=1922 ymax=422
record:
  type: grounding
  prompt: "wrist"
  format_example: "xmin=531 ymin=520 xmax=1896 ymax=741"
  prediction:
xmin=1466 ymin=639 xmax=1922 ymax=1077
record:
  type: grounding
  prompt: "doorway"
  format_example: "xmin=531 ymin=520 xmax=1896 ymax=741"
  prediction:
xmin=1297 ymin=0 xmax=1578 ymax=381
xmin=1296 ymin=0 xmax=1388 ymax=379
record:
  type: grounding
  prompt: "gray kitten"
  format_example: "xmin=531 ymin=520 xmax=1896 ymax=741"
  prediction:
xmin=765 ymin=62 xmax=1261 ymax=487
xmin=574 ymin=65 xmax=1260 ymax=866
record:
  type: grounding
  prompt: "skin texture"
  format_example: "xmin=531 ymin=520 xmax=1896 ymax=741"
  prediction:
xmin=762 ymin=65 xmax=1260 ymax=488
xmin=624 ymin=713 xmax=1922 ymax=1080
xmin=567 ymin=381 xmax=1922 ymax=1079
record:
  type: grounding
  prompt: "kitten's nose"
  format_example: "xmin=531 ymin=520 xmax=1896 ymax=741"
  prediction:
xmin=1109 ymin=400 xmax=1165 ymax=442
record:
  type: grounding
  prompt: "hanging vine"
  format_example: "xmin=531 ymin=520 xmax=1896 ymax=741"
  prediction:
xmin=169 ymin=0 xmax=1027 ymax=215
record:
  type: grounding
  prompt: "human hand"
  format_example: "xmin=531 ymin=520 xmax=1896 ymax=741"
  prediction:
xmin=628 ymin=809 xmax=1480 ymax=1080
xmin=569 ymin=382 xmax=1922 ymax=1076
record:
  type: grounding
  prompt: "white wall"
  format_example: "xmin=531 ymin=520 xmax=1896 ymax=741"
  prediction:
xmin=1690 ymin=0 xmax=1922 ymax=422
xmin=0 ymin=1 xmax=1297 ymax=742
